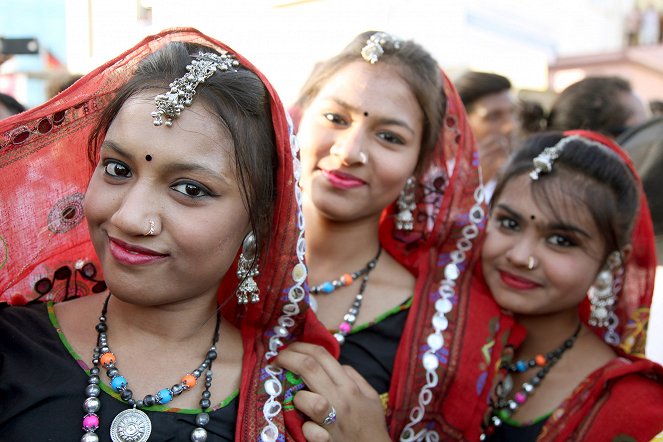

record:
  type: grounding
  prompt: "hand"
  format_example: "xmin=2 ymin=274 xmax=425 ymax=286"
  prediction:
xmin=275 ymin=342 xmax=390 ymax=442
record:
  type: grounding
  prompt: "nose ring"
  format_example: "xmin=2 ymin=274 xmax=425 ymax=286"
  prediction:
xmin=527 ymin=256 xmax=536 ymax=270
xmin=144 ymin=220 xmax=156 ymax=236
xmin=358 ymin=151 xmax=368 ymax=165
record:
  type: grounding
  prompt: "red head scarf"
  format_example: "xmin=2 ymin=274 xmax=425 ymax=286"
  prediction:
xmin=380 ymin=70 xmax=512 ymax=441
xmin=0 ymin=28 xmax=336 ymax=441
xmin=562 ymin=130 xmax=657 ymax=356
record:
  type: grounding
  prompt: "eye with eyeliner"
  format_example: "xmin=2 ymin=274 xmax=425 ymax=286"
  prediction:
xmin=170 ymin=181 xmax=217 ymax=199
xmin=102 ymin=159 xmax=132 ymax=179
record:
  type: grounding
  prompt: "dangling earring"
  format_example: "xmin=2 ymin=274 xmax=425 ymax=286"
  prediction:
xmin=395 ymin=176 xmax=416 ymax=231
xmin=236 ymin=232 xmax=260 ymax=304
xmin=588 ymin=251 xmax=622 ymax=327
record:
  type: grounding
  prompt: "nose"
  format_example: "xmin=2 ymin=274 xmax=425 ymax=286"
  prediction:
xmin=109 ymin=181 xmax=163 ymax=237
xmin=329 ymin=126 xmax=368 ymax=166
xmin=504 ymin=235 xmax=537 ymax=270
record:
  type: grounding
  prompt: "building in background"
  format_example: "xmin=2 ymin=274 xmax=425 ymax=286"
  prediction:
xmin=3 ymin=0 xmax=662 ymax=109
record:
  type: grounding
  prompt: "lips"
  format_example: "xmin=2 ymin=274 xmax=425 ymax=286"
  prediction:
xmin=108 ymin=237 xmax=169 ymax=266
xmin=498 ymin=270 xmax=542 ymax=291
xmin=321 ymin=169 xmax=366 ymax=189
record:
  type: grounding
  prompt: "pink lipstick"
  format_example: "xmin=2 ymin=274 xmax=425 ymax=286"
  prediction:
xmin=498 ymin=270 xmax=541 ymax=291
xmin=321 ymin=170 xmax=366 ymax=189
xmin=108 ymin=237 xmax=168 ymax=266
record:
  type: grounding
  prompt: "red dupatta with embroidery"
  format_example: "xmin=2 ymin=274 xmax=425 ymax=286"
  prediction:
xmin=378 ymin=71 xmax=513 ymax=440
xmin=0 ymin=28 xmax=337 ymax=441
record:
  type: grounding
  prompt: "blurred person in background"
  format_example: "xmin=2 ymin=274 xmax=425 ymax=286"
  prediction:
xmin=0 ymin=92 xmax=26 ymax=119
xmin=547 ymin=76 xmax=648 ymax=139
xmin=650 ymin=99 xmax=663 ymax=117
xmin=455 ymin=71 xmax=517 ymax=201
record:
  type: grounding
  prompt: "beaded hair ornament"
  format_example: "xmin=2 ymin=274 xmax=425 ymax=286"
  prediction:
xmin=360 ymin=31 xmax=403 ymax=64
xmin=151 ymin=51 xmax=239 ymax=127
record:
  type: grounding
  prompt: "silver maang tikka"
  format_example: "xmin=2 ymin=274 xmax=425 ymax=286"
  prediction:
xmin=361 ymin=32 xmax=402 ymax=64
xmin=151 ymin=51 xmax=239 ymax=127
xmin=236 ymin=232 xmax=260 ymax=304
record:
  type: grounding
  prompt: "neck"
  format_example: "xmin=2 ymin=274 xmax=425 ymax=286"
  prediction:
xmin=515 ymin=308 xmax=583 ymax=358
xmin=104 ymin=292 xmax=219 ymax=346
xmin=304 ymin=202 xmax=382 ymax=283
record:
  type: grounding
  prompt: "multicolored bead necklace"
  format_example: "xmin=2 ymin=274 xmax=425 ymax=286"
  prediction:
xmin=81 ymin=294 xmax=221 ymax=442
xmin=326 ymin=246 xmax=382 ymax=345
xmin=480 ymin=323 xmax=581 ymax=440
xmin=310 ymin=249 xmax=381 ymax=295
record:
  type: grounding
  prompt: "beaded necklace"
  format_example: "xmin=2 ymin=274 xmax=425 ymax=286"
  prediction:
xmin=310 ymin=252 xmax=379 ymax=295
xmin=480 ymin=323 xmax=581 ymax=440
xmin=81 ymin=294 xmax=221 ymax=442
xmin=313 ymin=246 xmax=382 ymax=345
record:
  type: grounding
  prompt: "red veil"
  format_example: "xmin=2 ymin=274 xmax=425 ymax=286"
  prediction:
xmin=377 ymin=72 xmax=511 ymax=439
xmin=0 ymin=28 xmax=336 ymax=441
xmin=534 ymin=130 xmax=661 ymax=441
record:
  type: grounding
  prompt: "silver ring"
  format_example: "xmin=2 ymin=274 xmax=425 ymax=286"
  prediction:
xmin=527 ymin=255 xmax=536 ymax=270
xmin=321 ymin=406 xmax=336 ymax=426
xmin=358 ymin=151 xmax=368 ymax=164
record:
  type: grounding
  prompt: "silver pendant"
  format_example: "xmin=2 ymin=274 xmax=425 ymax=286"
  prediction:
xmin=110 ymin=408 xmax=152 ymax=442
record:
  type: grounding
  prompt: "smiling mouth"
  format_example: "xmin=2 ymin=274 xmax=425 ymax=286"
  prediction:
xmin=498 ymin=270 xmax=541 ymax=290
xmin=320 ymin=169 xmax=366 ymax=189
xmin=108 ymin=237 xmax=168 ymax=266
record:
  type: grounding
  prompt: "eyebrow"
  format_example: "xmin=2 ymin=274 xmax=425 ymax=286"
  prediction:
xmin=330 ymin=97 xmax=416 ymax=136
xmin=100 ymin=140 xmax=230 ymax=185
xmin=495 ymin=203 xmax=592 ymax=238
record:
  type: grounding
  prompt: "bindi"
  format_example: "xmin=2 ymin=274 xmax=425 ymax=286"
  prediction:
xmin=530 ymin=215 xmax=536 ymax=220
xmin=363 ymin=111 xmax=369 ymax=117
xmin=145 ymin=154 xmax=153 ymax=162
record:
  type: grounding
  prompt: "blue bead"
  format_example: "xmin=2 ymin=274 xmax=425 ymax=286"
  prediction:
xmin=321 ymin=282 xmax=335 ymax=293
xmin=157 ymin=388 xmax=173 ymax=404
xmin=516 ymin=361 xmax=527 ymax=372
xmin=111 ymin=376 xmax=127 ymax=392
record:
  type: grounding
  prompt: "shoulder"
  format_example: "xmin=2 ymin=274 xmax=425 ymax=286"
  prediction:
xmin=0 ymin=301 xmax=51 ymax=335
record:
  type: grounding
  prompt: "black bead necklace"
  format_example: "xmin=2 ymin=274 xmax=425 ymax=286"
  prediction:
xmin=480 ymin=323 xmax=581 ymax=440
xmin=330 ymin=246 xmax=382 ymax=345
xmin=81 ymin=294 xmax=221 ymax=442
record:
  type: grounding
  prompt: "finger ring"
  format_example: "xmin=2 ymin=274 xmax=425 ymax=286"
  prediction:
xmin=321 ymin=406 xmax=336 ymax=426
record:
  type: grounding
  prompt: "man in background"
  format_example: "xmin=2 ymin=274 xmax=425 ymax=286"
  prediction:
xmin=455 ymin=71 xmax=517 ymax=201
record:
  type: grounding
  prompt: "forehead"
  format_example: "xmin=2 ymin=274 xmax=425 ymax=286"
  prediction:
xmin=105 ymin=93 xmax=235 ymax=167
xmin=496 ymin=174 xmax=598 ymax=229
xmin=315 ymin=61 xmax=423 ymax=121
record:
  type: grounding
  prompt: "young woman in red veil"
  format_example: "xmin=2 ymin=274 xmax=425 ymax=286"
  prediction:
xmin=275 ymin=31 xmax=512 ymax=441
xmin=478 ymin=130 xmax=663 ymax=441
xmin=0 ymin=28 xmax=337 ymax=441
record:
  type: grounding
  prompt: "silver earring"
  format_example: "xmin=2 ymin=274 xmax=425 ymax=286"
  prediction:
xmin=236 ymin=232 xmax=260 ymax=304
xmin=588 ymin=251 xmax=622 ymax=328
xmin=396 ymin=176 xmax=416 ymax=231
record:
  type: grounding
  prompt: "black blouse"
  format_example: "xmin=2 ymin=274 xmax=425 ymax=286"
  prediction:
xmin=0 ymin=302 xmax=237 ymax=441
xmin=338 ymin=301 xmax=410 ymax=395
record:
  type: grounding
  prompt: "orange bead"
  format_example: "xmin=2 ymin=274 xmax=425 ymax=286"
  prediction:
xmin=182 ymin=374 xmax=197 ymax=389
xmin=341 ymin=274 xmax=353 ymax=286
xmin=100 ymin=352 xmax=116 ymax=368
xmin=535 ymin=355 xmax=546 ymax=366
